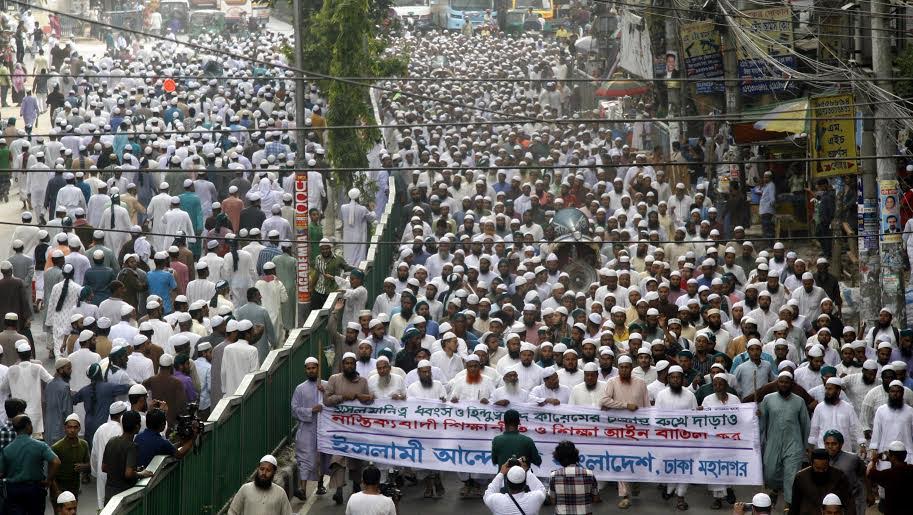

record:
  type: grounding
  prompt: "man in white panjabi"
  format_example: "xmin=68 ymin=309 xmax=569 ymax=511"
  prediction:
xmin=653 ymin=365 xmax=698 ymax=510
xmin=339 ymin=188 xmax=375 ymax=266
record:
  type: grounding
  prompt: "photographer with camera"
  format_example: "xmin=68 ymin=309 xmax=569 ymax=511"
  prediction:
xmin=483 ymin=458 xmax=547 ymax=514
xmin=135 ymin=407 xmax=196 ymax=468
xmin=732 ymin=492 xmax=772 ymax=514
xmin=345 ymin=465 xmax=397 ymax=515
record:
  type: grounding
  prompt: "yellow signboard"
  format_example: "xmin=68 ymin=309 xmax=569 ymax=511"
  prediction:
xmin=736 ymin=7 xmax=794 ymax=59
xmin=809 ymin=94 xmax=858 ymax=178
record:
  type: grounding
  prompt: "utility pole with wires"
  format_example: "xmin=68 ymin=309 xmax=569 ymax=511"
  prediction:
xmin=870 ymin=0 xmax=905 ymax=325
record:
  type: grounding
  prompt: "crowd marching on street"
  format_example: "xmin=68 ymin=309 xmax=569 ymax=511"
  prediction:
xmin=0 ymin=1 xmax=907 ymax=515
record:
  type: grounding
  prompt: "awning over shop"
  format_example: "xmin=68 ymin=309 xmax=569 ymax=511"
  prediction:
xmin=732 ymin=97 xmax=809 ymax=144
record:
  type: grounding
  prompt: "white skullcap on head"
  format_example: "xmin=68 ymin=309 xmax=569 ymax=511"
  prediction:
xmin=863 ymin=359 xmax=879 ymax=370
xmin=807 ymin=345 xmax=824 ymax=358
xmin=64 ymin=413 xmax=80 ymax=424
xmin=342 ymin=352 xmax=357 ymax=361
xmin=305 ymin=357 xmax=319 ymax=365
xmin=890 ymin=380 xmax=904 ymax=388
xmin=667 ymin=365 xmax=683 ymax=375
xmin=617 ymin=355 xmax=633 ymax=365
xmin=417 ymin=359 xmax=431 ymax=369
xmin=888 ymin=440 xmax=907 ymax=452
xmin=778 ymin=360 xmax=796 ymax=370
xmin=56 ymin=491 xmax=77 ymax=504
xmin=826 ymin=377 xmax=844 ymax=387
xmin=464 ymin=354 xmax=480 ymax=363
xmin=582 ymin=362 xmax=599 ymax=372
xmin=778 ymin=371 xmax=793 ymax=379
xmin=878 ymin=341 xmax=893 ymax=350
xmin=751 ymin=493 xmax=772 ymax=508
xmin=506 ymin=465 xmax=526 ymax=484
xmin=260 ymin=454 xmax=278 ymax=467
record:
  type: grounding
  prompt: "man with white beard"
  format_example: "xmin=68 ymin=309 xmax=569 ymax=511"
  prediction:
xmin=809 ymin=377 xmax=865 ymax=453
xmin=569 ymin=362 xmax=604 ymax=407
xmin=367 ymin=356 xmax=405 ymax=400
xmin=491 ymin=370 xmax=530 ymax=406
xmin=654 ymin=366 xmax=697 ymax=510
xmin=699 ymin=373 xmax=739 ymax=509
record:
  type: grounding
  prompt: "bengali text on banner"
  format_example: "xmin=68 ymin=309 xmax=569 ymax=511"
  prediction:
xmin=317 ymin=400 xmax=762 ymax=485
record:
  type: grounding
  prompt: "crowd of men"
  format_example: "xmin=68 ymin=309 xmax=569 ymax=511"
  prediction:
xmin=287 ymin=29 xmax=913 ymax=515
xmin=0 ymin=13 xmax=345 ymax=512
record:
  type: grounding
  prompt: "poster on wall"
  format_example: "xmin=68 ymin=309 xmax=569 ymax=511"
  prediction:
xmin=618 ymin=10 xmax=654 ymax=80
xmin=880 ymin=179 xmax=901 ymax=243
xmin=809 ymin=94 xmax=858 ymax=178
xmin=680 ymin=21 xmax=724 ymax=94
xmin=736 ymin=7 xmax=797 ymax=96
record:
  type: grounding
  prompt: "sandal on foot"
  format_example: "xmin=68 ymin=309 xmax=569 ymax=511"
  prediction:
xmin=711 ymin=498 xmax=722 ymax=510
xmin=618 ymin=497 xmax=631 ymax=509
xmin=676 ymin=497 xmax=689 ymax=511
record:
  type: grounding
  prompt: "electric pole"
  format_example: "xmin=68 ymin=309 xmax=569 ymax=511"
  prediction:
xmin=870 ymin=0 xmax=905 ymax=325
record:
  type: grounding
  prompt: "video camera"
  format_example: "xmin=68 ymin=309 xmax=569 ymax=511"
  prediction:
xmin=379 ymin=469 xmax=403 ymax=503
xmin=175 ymin=402 xmax=204 ymax=442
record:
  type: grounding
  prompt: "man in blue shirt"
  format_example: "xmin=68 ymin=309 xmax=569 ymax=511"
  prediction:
xmin=135 ymin=409 xmax=193 ymax=469
xmin=147 ymin=253 xmax=177 ymax=314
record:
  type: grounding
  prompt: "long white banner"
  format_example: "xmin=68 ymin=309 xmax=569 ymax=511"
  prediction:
xmin=316 ymin=400 xmax=763 ymax=484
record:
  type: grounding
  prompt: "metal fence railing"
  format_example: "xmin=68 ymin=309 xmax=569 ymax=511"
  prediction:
xmin=100 ymin=176 xmax=401 ymax=514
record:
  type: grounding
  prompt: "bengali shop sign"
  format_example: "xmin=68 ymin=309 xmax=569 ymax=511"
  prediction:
xmin=809 ymin=94 xmax=858 ymax=178
xmin=680 ymin=21 xmax=724 ymax=94
xmin=736 ymin=7 xmax=796 ymax=95
xmin=294 ymin=171 xmax=310 ymax=303
xmin=317 ymin=401 xmax=762 ymax=484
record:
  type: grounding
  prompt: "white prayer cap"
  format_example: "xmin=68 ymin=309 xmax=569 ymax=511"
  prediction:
xmin=598 ymin=346 xmax=614 ymax=356
xmin=69 ymin=313 xmax=84 ymax=324
xmin=746 ymin=338 xmax=762 ymax=349
xmin=57 ymin=491 xmax=77 ymax=504
xmin=159 ymin=354 xmax=174 ymax=367
xmin=540 ymin=367 xmax=558 ymax=380
xmin=801 ymin=272 xmax=814 ymax=280
xmin=778 ymin=360 xmax=796 ymax=371
xmin=260 ymin=455 xmax=278 ymax=468
xmin=464 ymin=354 xmax=480 ymax=363
xmin=506 ymin=465 xmax=526 ymax=484
xmin=305 ymin=357 xmax=319 ymax=365
xmin=807 ymin=345 xmax=824 ymax=358
xmin=520 ymin=342 xmax=536 ymax=353
xmin=197 ymin=342 xmax=212 ymax=352
xmin=826 ymin=377 xmax=844 ymax=387
xmin=78 ymin=329 xmax=94 ymax=342
xmin=342 ymin=352 xmax=357 ymax=361
xmin=778 ymin=371 xmax=793 ymax=379
xmin=617 ymin=355 xmax=633 ymax=365
xmin=64 ymin=413 xmax=80 ymax=424
xmin=771 ymin=321 xmax=788 ymax=332
xmin=55 ymin=357 xmax=70 ymax=370
xmin=146 ymin=300 xmax=161 ymax=310
xmin=417 ymin=359 xmax=431 ymax=369
xmin=878 ymin=341 xmax=893 ymax=350
xmin=3 ymin=312 xmax=17 ymax=322
xmin=892 ymin=360 xmax=908 ymax=370
xmin=346 ymin=322 xmax=360 ymax=331
xmin=888 ymin=440 xmax=907 ymax=452
xmin=129 ymin=384 xmax=148 ymax=396
xmin=582 ymin=362 xmax=599 ymax=372
xmin=655 ymin=360 xmax=670 ymax=372
xmin=15 ymin=340 xmax=30 ymax=353
xmin=751 ymin=493 xmax=772 ymax=508
xmin=890 ymin=380 xmax=904 ymax=388
xmin=109 ymin=401 xmax=129 ymax=414
xmin=863 ymin=359 xmax=879 ymax=370
xmin=667 ymin=365 xmax=684 ymax=375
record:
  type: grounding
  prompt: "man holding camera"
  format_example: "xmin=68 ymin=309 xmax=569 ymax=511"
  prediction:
xmin=732 ymin=492 xmax=773 ymax=514
xmin=345 ymin=465 xmax=396 ymax=515
xmin=867 ymin=440 xmax=913 ymax=515
xmin=483 ymin=459 xmax=547 ymax=514
xmin=135 ymin=408 xmax=196 ymax=468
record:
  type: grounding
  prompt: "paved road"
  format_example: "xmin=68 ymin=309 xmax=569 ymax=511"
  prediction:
xmin=295 ymin=473 xmax=765 ymax=515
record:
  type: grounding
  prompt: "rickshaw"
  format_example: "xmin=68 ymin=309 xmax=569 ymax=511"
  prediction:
xmin=189 ymin=9 xmax=226 ymax=36
xmin=159 ymin=0 xmax=190 ymax=34
xmin=504 ymin=9 xmax=525 ymax=35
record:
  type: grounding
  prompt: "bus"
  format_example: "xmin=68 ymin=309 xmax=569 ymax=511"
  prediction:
xmin=431 ymin=0 xmax=496 ymax=30
xmin=221 ymin=0 xmax=270 ymax=27
xmin=392 ymin=0 xmax=432 ymax=27
xmin=511 ymin=0 xmax=553 ymax=20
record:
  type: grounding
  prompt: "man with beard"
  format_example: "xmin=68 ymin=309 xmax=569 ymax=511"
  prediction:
xmin=491 ymin=369 xmax=530 ymax=406
xmin=700 ymin=372 xmax=739 ymax=508
xmin=569 ymin=362 xmax=604 ymax=407
xmin=600 ymin=354 xmax=649 ymax=508
xmin=557 ymin=348 xmax=584 ymax=387
xmin=520 ymin=304 xmax=541 ymax=343
xmin=654 ymin=365 xmax=698 ymax=510
xmin=388 ymin=291 xmax=417 ymax=340
xmin=836 ymin=343 xmax=861 ymax=377
xmin=367 ymin=356 xmax=405 ymax=400
xmin=809 ymin=377 xmax=865 ymax=453
xmin=323 ymin=352 xmax=374 ymax=505
xmin=824 ymin=430 xmax=866 ymax=515
xmin=733 ymin=339 xmax=775 ymax=399
xmin=790 ymin=448 xmax=855 ymax=515
xmin=354 ymin=340 xmax=377 ymax=379
xmin=44 ymin=357 xmax=74 ymax=446
xmin=449 ymin=355 xmax=494 ymax=403
xmin=530 ymin=367 xmax=571 ymax=406
xmin=795 ymin=345 xmax=827 ymax=392
xmin=843 ymin=360 xmax=879 ymax=421
xmin=870 ymin=381 xmax=913 ymax=469
xmin=862 ymin=367 xmax=913 ymax=435
xmin=758 ymin=371 xmax=810 ymax=512
xmin=495 ymin=333 xmax=523 ymax=375
xmin=405 ymin=360 xmax=446 ymax=498
xmin=228 ymin=455 xmax=293 ymax=515
xmin=866 ymin=308 xmax=900 ymax=348
xmin=329 ymin=298 xmax=361 ymax=372
xmin=890 ymin=329 xmax=913 ymax=371
xmin=747 ymin=290 xmax=778 ymax=338
xmin=702 ymin=309 xmax=730 ymax=354
xmin=291 ymin=357 xmax=326 ymax=500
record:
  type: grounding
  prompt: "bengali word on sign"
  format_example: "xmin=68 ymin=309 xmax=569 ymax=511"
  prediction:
xmin=317 ymin=400 xmax=762 ymax=484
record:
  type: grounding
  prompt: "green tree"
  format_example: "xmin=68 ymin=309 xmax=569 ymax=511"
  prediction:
xmin=298 ymin=0 xmax=407 ymax=192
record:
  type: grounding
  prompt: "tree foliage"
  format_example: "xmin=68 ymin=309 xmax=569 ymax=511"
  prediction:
xmin=895 ymin=47 xmax=913 ymax=101
xmin=296 ymin=0 xmax=408 ymax=191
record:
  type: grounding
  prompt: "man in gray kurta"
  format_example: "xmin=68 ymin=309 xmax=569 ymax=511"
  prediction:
xmin=234 ymin=288 xmax=276 ymax=364
xmin=227 ymin=454 xmax=293 ymax=515
xmin=759 ymin=371 xmax=810 ymax=508
xmin=273 ymin=244 xmax=296 ymax=332
xmin=44 ymin=358 xmax=75 ymax=445
xmin=323 ymin=353 xmax=374 ymax=504
xmin=291 ymin=357 xmax=326 ymax=500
